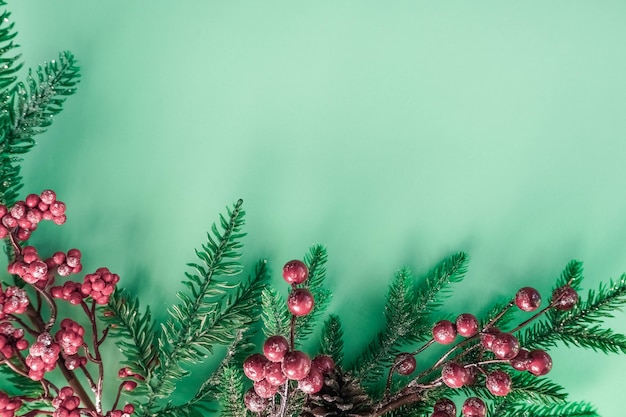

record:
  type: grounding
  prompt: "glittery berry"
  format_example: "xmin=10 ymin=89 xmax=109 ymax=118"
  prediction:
xmin=480 ymin=327 xmax=500 ymax=350
xmin=462 ymin=397 xmax=486 ymax=417
xmin=311 ymin=354 xmax=335 ymax=374
xmin=244 ymin=388 xmax=268 ymax=413
xmin=253 ymin=379 xmax=278 ymax=398
xmin=298 ymin=367 xmax=324 ymax=394
xmin=551 ymin=286 xmax=578 ymax=311
xmin=0 ymin=391 xmax=23 ymax=417
xmin=432 ymin=320 xmax=457 ymax=344
xmin=394 ymin=353 xmax=416 ymax=375
xmin=527 ymin=349 xmax=552 ymax=376
xmin=455 ymin=313 xmax=479 ymax=337
xmin=287 ymin=288 xmax=314 ymax=316
xmin=282 ymin=350 xmax=311 ymax=380
xmin=433 ymin=398 xmax=456 ymax=416
xmin=490 ymin=333 xmax=520 ymax=360
xmin=263 ymin=335 xmax=289 ymax=362
xmin=441 ymin=362 xmax=468 ymax=388
xmin=282 ymin=260 xmax=309 ymax=284
xmin=243 ymin=354 xmax=268 ymax=382
xmin=55 ymin=319 xmax=85 ymax=355
xmin=515 ymin=287 xmax=541 ymax=312
xmin=485 ymin=370 xmax=512 ymax=396
xmin=509 ymin=349 xmax=531 ymax=371
xmin=264 ymin=361 xmax=287 ymax=386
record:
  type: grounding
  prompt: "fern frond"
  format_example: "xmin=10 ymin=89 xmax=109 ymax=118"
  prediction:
xmin=318 ymin=314 xmax=344 ymax=367
xmin=147 ymin=200 xmax=247 ymax=405
xmin=294 ymin=245 xmax=332 ymax=341
xmin=102 ymin=288 xmax=158 ymax=384
xmin=0 ymin=51 xmax=79 ymax=205
xmin=261 ymin=287 xmax=290 ymax=338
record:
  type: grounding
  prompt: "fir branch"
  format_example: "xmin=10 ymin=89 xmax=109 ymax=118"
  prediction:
xmin=522 ymin=274 xmax=626 ymax=354
xmin=349 ymin=268 xmax=417 ymax=385
xmin=294 ymin=245 xmax=332 ymax=341
xmin=461 ymin=373 xmax=567 ymax=406
xmin=555 ymin=260 xmax=584 ymax=291
xmin=492 ymin=401 xmax=599 ymax=417
xmin=0 ymin=51 xmax=79 ymax=206
xmin=217 ymin=366 xmax=248 ymax=417
xmin=0 ymin=6 xmax=22 ymax=92
xmin=148 ymin=200 xmax=247 ymax=405
xmin=0 ymin=365 xmax=44 ymax=397
xmin=318 ymin=314 xmax=344 ymax=367
xmin=102 ymin=288 xmax=158 ymax=381
xmin=261 ymin=287 xmax=290 ymax=338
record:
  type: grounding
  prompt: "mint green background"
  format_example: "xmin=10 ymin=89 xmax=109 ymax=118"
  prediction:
xmin=6 ymin=1 xmax=626 ymax=415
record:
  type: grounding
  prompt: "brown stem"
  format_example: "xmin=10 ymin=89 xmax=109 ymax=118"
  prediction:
xmin=7 ymin=314 xmax=39 ymax=336
xmin=510 ymin=305 xmax=552 ymax=334
xmin=374 ymin=388 xmax=422 ymax=417
xmin=410 ymin=338 xmax=435 ymax=356
xmin=111 ymin=383 xmax=124 ymax=411
xmin=82 ymin=300 xmax=104 ymax=414
xmin=483 ymin=300 xmax=515 ymax=331
xmin=8 ymin=229 xmax=22 ymax=257
xmin=289 ymin=315 xmax=296 ymax=350
xmin=31 ymin=284 xmax=57 ymax=332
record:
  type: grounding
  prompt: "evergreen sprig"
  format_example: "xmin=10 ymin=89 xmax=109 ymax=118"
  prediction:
xmin=461 ymin=373 xmax=567 ymax=406
xmin=147 ymin=199 xmax=247 ymax=404
xmin=261 ymin=287 xmax=290 ymax=338
xmin=0 ymin=51 xmax=79 ymax=206
xmin=0 ymin=6 xmax=22 ymax=92
xmin=491 ymin=400 xmax=599 ymax=417
xmin=522 ymin=273 xmax=626 ymax=353
xmin=318 ymin=314 xmax=344 ymax=367
xmin=102 ymin=288 xmax=158 ymax=382
xmin=217 ymin=366 xmax=248 ymax=417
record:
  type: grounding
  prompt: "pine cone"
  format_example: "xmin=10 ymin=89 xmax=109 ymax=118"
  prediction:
xmin=301 ymin=369 xmax=373 ymax=417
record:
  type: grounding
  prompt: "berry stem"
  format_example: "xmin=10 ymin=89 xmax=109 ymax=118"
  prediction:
xmin=81 ymin=300 xmax=103 ymax=414
xmin=7 ymin=314 xmax=39 ymax=337
xmin=509 ymin=305 xmax=552 ymax=334
xmin=30 ymin=285 xmax=57 ymax=332
xmin=277 ymin=381 xmax=289 ymax=417
xmin=289 ymin=315 xmax=296 ymax=350
xmin=79 ymin=364 xmax=98 ymax=393
xmin=410 ymin=338 xmax=435 ymax=356
xmin=483 ymin=300 xmax=515 ymax=331
xmin=7 ymin=229 xmax=22 ymax=257
xmin=111 ymin=383 xmax=124 ymax=412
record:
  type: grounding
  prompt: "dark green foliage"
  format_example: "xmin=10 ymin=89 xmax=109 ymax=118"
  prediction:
xmin=294 ymin=245 xmax=332 ymax=341
xmin=460 ymin=373 xmax=567 ymax=406
xmin=522 ymin=274 xmax=626 ymax=353
xmin=217 ymin=367 xmax=249 ymax=417
xmin=261 ymin=286 xmax=290 ymax=338
xmin=0 ymin=366 xmax=43 ymax=397
xmin=318 ymin=314 xmax=344 ymax=367
xmin=490 ymin=400 xmax=599 ymax=417
xmin=102 ymin=288 xmax=158 ymax=383
xmin=555 ymin=260 xmax=584 ymax=291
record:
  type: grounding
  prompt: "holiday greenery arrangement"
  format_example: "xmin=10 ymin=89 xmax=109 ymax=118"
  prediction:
xmin=1 ymin=3 xmax=626 ymax=417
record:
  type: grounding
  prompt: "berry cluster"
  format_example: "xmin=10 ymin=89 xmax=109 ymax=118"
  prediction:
xmin=0 ymin=286 xmax=29 ymax=319
xmin=107 ymin=404 xmax=135 ymax=417
xmin=81 ymin=267 xmax=119 ymax=305
xmin=0 ymin=391 xmax=22 ymax=417
xmin=51 ymin=387 xmax=81 ymax=417
xmin=8 ymin=246 xmax=50 ymax=286
xmin=0 ymin=190 xmax=66 ymax=241
xmin=55 ymin=319 xmax=85 ymax=356
xmin=0 ymin=322 xmax=28 ymax=359
xmin=244 ymin=260 xmax=334 ymax=412
xmin=25 ymin=332 xmax=61 ymax=381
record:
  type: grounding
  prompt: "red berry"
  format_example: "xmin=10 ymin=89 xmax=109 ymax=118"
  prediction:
xmin=298 ymin=367 xmax=324 ymax=394
xmin=485 ymin=370 xmax=512 ymax=396
xmin=551 ymin=286 xmax=578 ymax=311
xmin=123 ymin=404 xmax=135 ymax=414
xmin=311 ymin=355 xmax=335 ymax=374
xmin=244 ymin=388 xmax=268 ymax=413
xmin=282 ymin=350 xmax=311 ymax=380
xmin=462 ymin=397 xmax=486 ymax=417
xmin=264 ymin=361 xmax=287 ymax=386
xmin=509 ymin=349 xmax=530 ymax=371
xmin=40 ymin=190 xmax=56 ymax=205
xmin=434 ymin=398 xmax=456 ymax=415
xmin=490 ymin=333 xmax=520 ymax=360
xmin=441 ymin=363 xmax=468 ymax=388
xmin=243 ymin=354 xmax=268 ymax=382
xmin=432 ymin=320 xmax=457 ymax=344
xmin=527 ymin=349 xmax=552 ymax=376
xmin=283 ymin=260 xmax=309 ymax=284
xmin=480 ymin=327 xmax=500 ymax=350
xmin=263 ymin=335 xmax=289 ymax=362
xmin=253 ymin=379 xmax=278 ymax=398
xmin=287 ymin=288 xmax=314 ymax=316
xmin=123 ymin=381 xmax=137 ymax=391
xmin=455 ymin=313 xmax=479 ymax=337
xmin=515 ymin=287 xmax=541 ymax=312
xmin=394 ymin=353 xmax=416 ymax=375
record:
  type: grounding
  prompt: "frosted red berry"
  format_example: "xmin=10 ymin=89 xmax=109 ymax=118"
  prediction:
xmin=282 ymin=350 xmax=311 ymax=380
xmin=263 ymin=335 xmax=289 ymax=362
xmin=298 ymin=367 xmax=324 ymax=394
xmin=455 ymin=313 xmax=479 ymax=337
xmin=40 ymin=190 xmax=56 ymax=205
xmin=311 ymin=354 xmax=335 ymax=374
xmin=264 ymin=361 xmax=287 ymax=386
xmin=551 ymin=286 xmax=578 ymax=311
xmin=432 ymin=320 xmax=457 ymax=344
xmin=55 ymin=319 xmax=85 ymax=356
xmin=434 ymin=397 xmax=456 ymax=415
xmin=0 ymin=391 xmax=23 ymax=417
xmin=123 ymin=404 xmax=135 ymax=414
xmin=480 ymin=327 xmax=500 ymax=350
xmin=490 ymin=333 xmax=520 ymax=360
xmin=287 ymin=288 xmax=314 ymax=316
xmin=441 ymin=362 xmax=468 ymax=388
xmin=515 ymin=287 xmax=541 ymax=312
xmin=253 ymin=379 xmax=278 ymax=398
xmin=244 ymin=388 xmax=268 ymax=412
xmin=510 ymin=349 xmax=530 ymax=371
xmin=283 ymin=260 xmax=309 ymax=284
xmin=394 ymin=353 xmax=416 ymax=375
xmin=243 ymin=354 xmax=268 ymax=382
xmin=486 ymin=370 xmax=512 ymax=396
xmin=431 ymin=412 xmax=450 ymax=417
xmin=462 ymin=397 xmax=486 ymax=417
xmin=527 ymin=349 xmax=552 ymax=376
